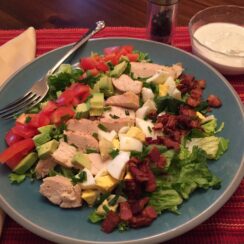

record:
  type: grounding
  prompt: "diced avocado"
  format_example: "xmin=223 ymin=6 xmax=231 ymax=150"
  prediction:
xmin=33 ymin=133 xmax=51 ymax=147
xmin=93 ymin=76 xmax=114 ymax=97
xmin=110 ymin=61 xmax=127 ymax=77
xmin=37 ymin=140 xmax=59 ymax=159
xmin=75 ymin=102 xmax=90 ymax=119
xmin=72 ymin=152 xmax=91 ymax=169
xmin=13 ymin=152 xmax=38 ymax=174
xmin=38 ymin=125 xmax=56 ymax=134
xmin=89 ymin=108 xmax=104 ymax=116
xmin=90 ymin=93 xmax=104 ymax=109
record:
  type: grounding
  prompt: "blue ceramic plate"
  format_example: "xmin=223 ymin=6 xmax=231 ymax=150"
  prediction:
xmin=0 ymin=38 xmax=243 ymax=244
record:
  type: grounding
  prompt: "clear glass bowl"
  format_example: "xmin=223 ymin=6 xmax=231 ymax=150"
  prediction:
xmin=189 ymin=5 xmax=244 ymax=75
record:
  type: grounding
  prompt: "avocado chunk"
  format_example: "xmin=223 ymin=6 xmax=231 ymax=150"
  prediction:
xmin=93 ymin=75 xmax=114 ymax=97
xmin=72 ymin=152 xmax=91 ymax=169
xmin=89 ymin=93 xmax=104 ymax=116
xmin=75 ymin=102 xmax=90 ymax=119
xmin=33 ymin=133 xmax=51 ymax=147
xmin=38 ymin=125 xmax=56 ymax=134
xmin=13 ymin=152 xmax=38 ymax=174
xmin=110 ymin=61 xmax=127 ymax=77
xmin=90 ymin=93 xmax=104 ymax=109
xmin=37 ymin=139 xmax=59 ymax=159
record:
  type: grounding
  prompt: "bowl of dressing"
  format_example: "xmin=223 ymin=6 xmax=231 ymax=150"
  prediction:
xmin=189 ymin=5 xmax=244 ymax=75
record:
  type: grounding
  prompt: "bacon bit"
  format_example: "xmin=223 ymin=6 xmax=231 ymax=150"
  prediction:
xmin=119 ymin=201 xmax=133 ymax=221
xmin=145 ymin=170 xmax=157 ymax=192
xmin=186 ymin=96 xmax=201 ymax=107
xmin=101 ymin=211 xmax=120 ymax=233
xmin=129 ymin=197 xmax=149 ymax=215
xmin=159 ymin=137 xmax=180 ymax=150
xmin=124 ymin=179 xmax=142 ymax=199
xmin=190 ymin=88 xmax=203 ymax=99
xmin=197 ymin=79 xmax=206 ymax=89
xmin=129 ymin=165 xmax=149 ymax=182
xmin=189 ymin=119 xmax=201 ymax=128
xmin=142 ymin=206 xmax=157 ymax=219
xmin=148 ymin=147 xmax=161 ymax=162
xmin=207 ymin=95 xmax=222 ymax=108
xmin=153 ymin=122 xmax=163 ymax=130
xmin=148 ymin=146 xmax=166 ymax=169
xmin=179 ymin=105 xmax=196 ymax=117
xmin=129 ymin=215 xmax=154 ymax=228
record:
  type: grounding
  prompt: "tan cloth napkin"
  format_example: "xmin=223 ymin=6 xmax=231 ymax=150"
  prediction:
xmin=0 ymin=27 xmax=36 ymax=89
xmin=0 ymin=27 xmax=36 ymax=236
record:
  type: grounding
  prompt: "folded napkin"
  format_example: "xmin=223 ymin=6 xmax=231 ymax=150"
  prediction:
xmin=0 ymin=27 xmax=36 ymax=236
xmin=0 ymin=27 xmax=36 ymax=88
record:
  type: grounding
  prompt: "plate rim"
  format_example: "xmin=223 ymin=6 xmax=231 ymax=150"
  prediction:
xmin=0 ymin=37 xmax=243 ymax=244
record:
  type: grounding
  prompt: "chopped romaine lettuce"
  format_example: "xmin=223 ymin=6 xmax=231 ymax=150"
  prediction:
xmin=186 ymin=136 xmax=222 ymax=159
xmin=149 ymin=187 xmax=183 ymax=214
xmin=8 ymin=173 xmax=26 ymax=184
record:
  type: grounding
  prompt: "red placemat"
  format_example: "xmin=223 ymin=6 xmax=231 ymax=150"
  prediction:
xmin=0 ymin=27 xmax=243 ymax=244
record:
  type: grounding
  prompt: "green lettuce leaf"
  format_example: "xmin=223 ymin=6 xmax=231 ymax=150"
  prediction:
xmin=8 ymin=173 xmax=26 ymax=184
xmin=215 ymin=137 xmax=229 ymax=160
xmin=149 ymin=187 xmax=183 ymax=214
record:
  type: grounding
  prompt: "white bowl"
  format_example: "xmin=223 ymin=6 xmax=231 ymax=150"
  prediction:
xmin=189 ymin=5 xmax=244 ymax=75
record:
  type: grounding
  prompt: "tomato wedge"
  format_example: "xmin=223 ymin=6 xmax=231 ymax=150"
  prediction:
xmin=56 ymin=89 xmax=75 ymax=106
xmin=126 ymin=53 xmax=139 ymax=62
xmin=0 ymin=138 xmax=35 ymax=164
xmin=103 ymin=46 xmax=120 ymax=55
xmin=12 ymin=123 xmax=38 ymax=138
xmin=80 ymin=57 xmax=97 ymax=70
xmin=5 ymin=130 xmax=23 ymax=146
xmin=41 ymin=101 xmax=58 ymax=115
xmin=51 ymin=106 xmax=75 ymax=125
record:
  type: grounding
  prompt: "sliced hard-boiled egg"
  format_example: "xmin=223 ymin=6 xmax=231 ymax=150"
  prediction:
xmin=119 ymin=134 xmax=143 ymax=152
xmin=81 ymin=189 xmax=99 ymax=206
xmin=80 ymin=168 xmax=96 ymax=189
xmin=96 ymin=194 xmax=126 ymax=216
xmin=107 ymin=151 xmax=130 ymax=180
xmin=141 ymin=87 xmax=155 ymax=102
xmin=146 ymin=70 xmax=171 ymax=84
xmin=136 ymin=118 xmax=154 ymax=137
xmin=126 ymin=126 xmax=145 ymax=142
xmin=118 ymin=126 xmax=129 ymax=134
xmin=136 ymin=99 xmax=157 ymax=119
xmin=112 ymin=138 xmax=120 ymax=149
xmin=98 ymin=129 xmax=117 ymax=142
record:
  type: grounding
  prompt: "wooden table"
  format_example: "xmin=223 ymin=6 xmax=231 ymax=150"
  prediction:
xmin=0 ymin=0 xmax=243 ymax=29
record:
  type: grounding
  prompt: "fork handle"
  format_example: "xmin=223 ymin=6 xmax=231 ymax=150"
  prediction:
xmin=49 ymin=20 xmax=105 ymax=75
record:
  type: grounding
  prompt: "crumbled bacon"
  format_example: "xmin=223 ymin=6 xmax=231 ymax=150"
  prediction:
xmin=190 ymin=88 xmax=203 ymax=99
xmin=129 ymin=197 xmax=149 ymax=215
xmin=153 ymin=122 xmax=163 ymax=130
xmin=145 ymin=169 xmax=157 ymax=192
xmin=142 ymin=206 xmax=157 ymax=219
xmin=119 ymin=201 xmax=133 ymax=221
xmin=101 ymin=211 xmax=120 ymax=233
xmin=186 ymin=96 xmax=201 ymax=107
xmin=196 ymin=79 xmax=206 ymax=89
xmin=129 ymin=215 xmax=154 ymax=228
xmin=124 ymin=179 xmax=142 ymax=199
xmin=159 ymin=137 xmax=180 ymax=150
xmin=179 ymin=105 xmax=196 ymax=117
xmin=207 ymin=95 xmax=222 ymax=108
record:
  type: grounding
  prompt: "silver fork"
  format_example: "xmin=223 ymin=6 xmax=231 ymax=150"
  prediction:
xmin=0 ymin=21 xmax=105 ymax=120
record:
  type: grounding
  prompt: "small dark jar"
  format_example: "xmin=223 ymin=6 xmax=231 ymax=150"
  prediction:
xmin=146 ymin=0 xmax=178 ymax=44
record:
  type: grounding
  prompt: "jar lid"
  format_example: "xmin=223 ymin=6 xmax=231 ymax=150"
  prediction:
xmin=149 ymin=0 xmax=178 ymax=5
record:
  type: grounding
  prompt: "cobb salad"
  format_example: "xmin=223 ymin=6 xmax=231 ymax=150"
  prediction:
xmin=0 ymin=45 xmax=229 ymax=233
